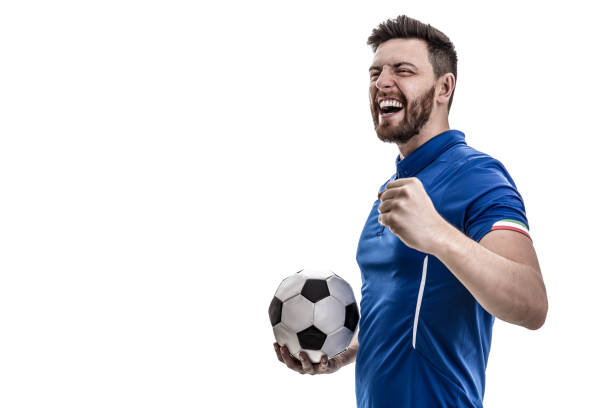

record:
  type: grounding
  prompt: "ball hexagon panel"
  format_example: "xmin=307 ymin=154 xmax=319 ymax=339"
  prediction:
xmin=275 ymin=273 xmax=308 ymax=302
xmin=313 ymin=296 xmax=344 ymax=333
xmin=300 ymin=268 xmax=334 ymax=280
xmin=327 ymin=275 xmax=356 ymax=306
xmin=297 ymin=325 xmax=327 ymax=350
xmin=281 ymin=295 xmax=314 ymax=333
xmin=301 ymin=279 xmax=330 ymax=303
xmin=268 ymin=296 xmax=282 ymax=326
xmin=273 ymin=322 xmax=301 ymax=358
xmin=344 ymin=302 xmax=359 ymax=332
xmin=321 ymin=327 xmax=354 ymax=358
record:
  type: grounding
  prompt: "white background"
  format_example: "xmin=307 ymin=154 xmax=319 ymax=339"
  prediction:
xmin=1 ymin=1 xmax=610 ymax=407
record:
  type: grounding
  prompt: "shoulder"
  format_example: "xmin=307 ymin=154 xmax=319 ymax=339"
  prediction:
xmin=445 ymin=145 xmax=518 ymax=189
xmin=440 ymin=145 xmax=524 ymax=210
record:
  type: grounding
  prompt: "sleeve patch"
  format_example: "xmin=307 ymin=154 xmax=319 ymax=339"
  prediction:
xmin=491 ymin=219 xmax=531 ymax=239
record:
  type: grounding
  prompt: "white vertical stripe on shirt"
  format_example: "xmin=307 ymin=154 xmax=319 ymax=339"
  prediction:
xmin=412 ymin=254 xmax=428 ymax=349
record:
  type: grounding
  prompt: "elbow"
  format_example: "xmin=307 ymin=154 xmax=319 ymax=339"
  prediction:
xmin=524 ymin=272 xmax=548 ymax=331
xmin=525 ymin=312 xmax=546 ymax=331
xmin=525 ymin=294 xmax=548 ymax=331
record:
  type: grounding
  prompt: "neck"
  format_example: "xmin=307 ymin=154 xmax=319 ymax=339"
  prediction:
xmin=397 ymin=117 xmax=450 ymax=160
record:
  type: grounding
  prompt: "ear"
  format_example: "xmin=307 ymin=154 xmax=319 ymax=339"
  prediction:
xmin=436 ymin=73 xmax=455 ymax=105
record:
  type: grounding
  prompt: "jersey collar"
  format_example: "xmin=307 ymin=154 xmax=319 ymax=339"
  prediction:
xmin=395 ymin=129 xmax=466 ymax=178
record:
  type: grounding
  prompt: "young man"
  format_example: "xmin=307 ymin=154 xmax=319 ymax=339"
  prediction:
xmin=274 ymin=15 xmax=547 ymax=408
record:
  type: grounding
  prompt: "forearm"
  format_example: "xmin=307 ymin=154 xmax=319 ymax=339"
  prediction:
xmin=432 ymin=225 xmax=546 ymax=329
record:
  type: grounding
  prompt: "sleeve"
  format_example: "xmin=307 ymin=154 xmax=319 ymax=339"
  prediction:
xmin=463 ymin=159 xmax=531 ymax=243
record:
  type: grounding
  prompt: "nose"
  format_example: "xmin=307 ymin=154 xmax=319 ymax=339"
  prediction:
xmin=375 ymin=67 xmax=394 ymax=90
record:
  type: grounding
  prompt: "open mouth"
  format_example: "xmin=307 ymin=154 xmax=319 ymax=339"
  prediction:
xmin=378 ymin=99 xmax=404 ymax=119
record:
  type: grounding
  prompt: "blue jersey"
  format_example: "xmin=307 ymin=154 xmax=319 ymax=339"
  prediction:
xmin=354 ymin=129 xmax=530 ymax=408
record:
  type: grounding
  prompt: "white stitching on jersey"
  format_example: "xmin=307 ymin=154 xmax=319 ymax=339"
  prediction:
xmin=412 ymin=254 xmax=429 ymax=349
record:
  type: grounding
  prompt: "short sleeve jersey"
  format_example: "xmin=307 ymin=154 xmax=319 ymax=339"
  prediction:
xmin=354 ymin=129 xmax=530 ymax=408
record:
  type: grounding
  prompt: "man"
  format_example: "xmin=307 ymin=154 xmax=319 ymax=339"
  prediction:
xmin=273 ymin=15 xmax=548 ymax=408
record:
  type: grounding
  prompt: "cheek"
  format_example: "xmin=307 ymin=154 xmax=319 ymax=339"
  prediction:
xmin=397 ymin=81 xmax=419 ymax=98
xmin=369 ymin=86 xmax=376 ymax=103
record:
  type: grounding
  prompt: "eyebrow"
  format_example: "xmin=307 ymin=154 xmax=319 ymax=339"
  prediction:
xmin=369 ymin=61 xmax=418 ymax=71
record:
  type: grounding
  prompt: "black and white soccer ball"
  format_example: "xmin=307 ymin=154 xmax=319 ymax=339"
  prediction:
xmin=268 ymin=268 xmax=359 ymax=363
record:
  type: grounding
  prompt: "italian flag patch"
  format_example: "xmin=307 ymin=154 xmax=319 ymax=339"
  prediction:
xmin=491 ymin=219 xmax=530 ymax=239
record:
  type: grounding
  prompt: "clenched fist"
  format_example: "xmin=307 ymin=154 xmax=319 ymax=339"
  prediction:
xmin=377 ymin=177 xmax=449 ymax=254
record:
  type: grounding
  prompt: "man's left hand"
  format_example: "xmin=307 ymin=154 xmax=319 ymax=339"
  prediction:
xmin=378 ymin=177 xmax=449 ymax=254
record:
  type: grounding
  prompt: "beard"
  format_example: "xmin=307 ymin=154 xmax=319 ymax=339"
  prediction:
xmin=370 ymin=85 xmax=436 ymax=144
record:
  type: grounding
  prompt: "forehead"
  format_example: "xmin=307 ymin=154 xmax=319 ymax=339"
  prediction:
xmin=370 ymin=38 xmax=431 ymax=71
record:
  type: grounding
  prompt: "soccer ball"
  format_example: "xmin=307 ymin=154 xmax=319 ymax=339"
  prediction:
xmin=268 ymin=268 xmax=359 ymax=363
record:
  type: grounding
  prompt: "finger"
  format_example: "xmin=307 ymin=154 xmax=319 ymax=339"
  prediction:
xmin=318 ymin=355 xmax=329 ymax=372
xmin=299 ymin=352 xmax=314 ymax=374
xmin=386 ymin=177 xmax=415 ymax=189
xmin=378 ymin=212 xmax=390 ymax=227
xmin=378 ymin=187 xmax=392 ymax=200
xmin=379 ymin=188 xmax=402 ymax=202
xmin=273 ymin=343 xmax=284 ymax=363
xmin=378 ymin=199 xmax=395 ymax=214
xmin=280 ymin=346 xmax=304 ymax=372
xmin=281 ymin=347 xmax=302 ymax=370
xmin=327 ymin=356 xmax=339 ymax=371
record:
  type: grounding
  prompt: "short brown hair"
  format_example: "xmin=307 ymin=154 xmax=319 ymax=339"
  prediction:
xmin=367 ymin=15 xmax=458 ymax=111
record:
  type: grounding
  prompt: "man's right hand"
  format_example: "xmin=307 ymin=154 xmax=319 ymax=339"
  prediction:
xmin=273 ymin=343 xmax=343 ymax=375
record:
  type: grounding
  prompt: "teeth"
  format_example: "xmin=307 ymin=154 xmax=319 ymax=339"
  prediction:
xmin=379 ymin=99 xmax=404 ymax=109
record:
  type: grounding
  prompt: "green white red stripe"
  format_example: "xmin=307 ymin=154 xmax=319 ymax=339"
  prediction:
xmin=491 ymin=219 xmax=530 ymax=238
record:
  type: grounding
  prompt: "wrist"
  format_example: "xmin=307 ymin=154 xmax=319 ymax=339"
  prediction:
xmin=337 ymin=344 xmax=358 ymax=366
xmin=429 ymin=219 xmax=459 ymax=258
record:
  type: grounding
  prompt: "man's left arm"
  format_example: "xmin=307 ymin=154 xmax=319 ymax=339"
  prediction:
xmin=378 ymin=177 xmax=548 ymax=330
xmin=432 ymin=226 xmax=548 ymax=330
